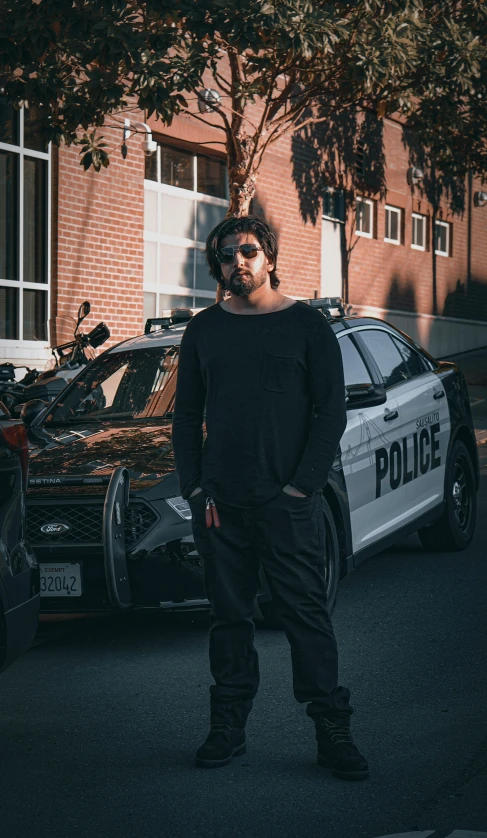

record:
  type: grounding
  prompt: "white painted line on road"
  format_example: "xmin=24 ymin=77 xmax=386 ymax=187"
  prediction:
xmin=470 ymin=398 xmax=486 ymax=407
xmin=374 ymin=832 xmax=487 ymax=838
xmin=374 ymin=832 xmax=435 ymax=837
xmin=447 ymin=832 xmax=487 ymax=837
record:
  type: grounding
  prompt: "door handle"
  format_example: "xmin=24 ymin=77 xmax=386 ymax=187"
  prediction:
xmin=433 ymin=390 xmax=445 ymax=400
xmin=383 ymin=410 xmax=398 ymax=421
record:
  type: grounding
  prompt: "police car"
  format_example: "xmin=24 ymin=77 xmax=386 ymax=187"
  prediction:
xmin=22 ymin=299 xmax=479 ymax=624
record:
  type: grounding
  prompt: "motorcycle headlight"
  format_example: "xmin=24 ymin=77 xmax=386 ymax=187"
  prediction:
xmin=165 ymin=495 xmax=192 ymax=521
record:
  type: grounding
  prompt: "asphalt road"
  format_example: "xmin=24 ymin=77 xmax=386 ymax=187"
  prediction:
xmin=1 ymin=352 xmax=486 ymax=838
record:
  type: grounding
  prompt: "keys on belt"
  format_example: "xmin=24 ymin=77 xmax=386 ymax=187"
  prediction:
xmin=205 ymin=496 xmax=221 ymax=528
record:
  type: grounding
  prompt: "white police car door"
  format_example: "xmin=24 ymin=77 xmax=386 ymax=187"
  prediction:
xmin=337 ymin=332 xmax=401 ymax=554
xmin=387 ymin=332 xmax=450 ymax=517
xmin=354 ymin=327 xmax=450 ymax=543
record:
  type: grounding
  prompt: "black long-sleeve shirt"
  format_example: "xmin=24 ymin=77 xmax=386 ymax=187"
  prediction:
xmin=172 ymin=301 xmax=347 ymax=508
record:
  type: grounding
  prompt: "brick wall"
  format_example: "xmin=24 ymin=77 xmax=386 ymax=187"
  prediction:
xmin=54 ymin=112 xmax=487 ymax=354
xmin=252 ymin=131 xmax=322 ymax=300
xmin=54 ymin=125 xmax=144 ymax=348
xmin=346 ymin=119 xmax=487 ymax=321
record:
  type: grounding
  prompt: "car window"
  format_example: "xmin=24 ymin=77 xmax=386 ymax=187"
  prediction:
xmin=392 ymin=337 xmax=428 ymax=379
xmin=45 ymin=346 xmax=180 ymax=424
xmin=338 ymin=334 xmax=372 ymax=387
xmin=358 ymin=329 xmax=410 ymax=389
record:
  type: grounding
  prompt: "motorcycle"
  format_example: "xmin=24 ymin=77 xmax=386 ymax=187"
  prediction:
xmin=0 ymin=302 xmax=110 ymax=417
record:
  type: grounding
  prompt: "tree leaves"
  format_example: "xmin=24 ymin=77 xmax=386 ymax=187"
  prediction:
xmin=0 ymin=0 xmax=485 ymax=206
xmin=74 ymin=131 xmax=110 ymax=171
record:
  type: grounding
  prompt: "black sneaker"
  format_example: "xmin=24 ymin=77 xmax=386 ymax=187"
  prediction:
xmin=315 ymin=716 xmax=369 ymax=780
xmin=195 ymin=724 xmax=246 ymax=768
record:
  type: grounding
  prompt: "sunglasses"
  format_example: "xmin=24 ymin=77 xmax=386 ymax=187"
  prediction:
xmin=216 ymin=244 xmax=264 ymax=264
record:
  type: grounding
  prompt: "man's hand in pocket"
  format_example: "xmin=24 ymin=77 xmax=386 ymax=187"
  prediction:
xmin=282 ymin=484 xmax=308 ymax=498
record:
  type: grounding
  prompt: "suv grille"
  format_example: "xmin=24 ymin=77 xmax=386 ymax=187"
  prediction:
xmin=27 ymin=501 xmax=158 ymax=547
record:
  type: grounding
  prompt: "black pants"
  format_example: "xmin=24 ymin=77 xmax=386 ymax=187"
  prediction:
xmin=188 ymin=489 xmax=352 ymax=728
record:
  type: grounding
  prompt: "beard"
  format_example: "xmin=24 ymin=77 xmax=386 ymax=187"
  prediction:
xmin=223 ymin=266 xmax=269 ymax=297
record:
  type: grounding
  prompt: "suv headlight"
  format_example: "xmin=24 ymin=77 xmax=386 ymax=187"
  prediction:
xmin=165 ymin=495 xmax=192 ymax=521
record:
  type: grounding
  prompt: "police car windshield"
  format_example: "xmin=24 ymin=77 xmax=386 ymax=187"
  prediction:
xmin=45 ymin=346 xmax=179 ymax=425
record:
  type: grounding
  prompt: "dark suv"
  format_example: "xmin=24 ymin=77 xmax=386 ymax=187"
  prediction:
xmin=0 ymin=411 xmax=40 ymax=673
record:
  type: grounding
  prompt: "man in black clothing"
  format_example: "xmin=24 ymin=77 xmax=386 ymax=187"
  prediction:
xmin=172 ymin=216 xmax=369 ymax=780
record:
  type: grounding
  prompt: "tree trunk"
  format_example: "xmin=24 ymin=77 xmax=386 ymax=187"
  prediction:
xmin=227 ymin=172 xmax=256 ymax=217
xmin=225 ymin=130 xmax=258 ymax=217
xmin=214 ymin=154 xmax=258 ymax=302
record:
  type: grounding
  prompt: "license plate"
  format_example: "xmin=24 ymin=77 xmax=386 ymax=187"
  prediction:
xmin=40 ymin=563 xmax=82 ymax=597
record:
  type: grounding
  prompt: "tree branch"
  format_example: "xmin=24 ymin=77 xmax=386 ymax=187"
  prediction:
xmin=184 ymin=94 xmax=260 ymax=133
xmin=266 ymin=68 xmax=298 ymax=123
xmin=227 ymin=47 xmax=245 ymax=138
xmin=181 ymin=107 xmax=228 ymax=133
xmin=244 ymin=60 xmax=282 ymax=180
xmin=212 ymin=69 xmax=232 ymax=95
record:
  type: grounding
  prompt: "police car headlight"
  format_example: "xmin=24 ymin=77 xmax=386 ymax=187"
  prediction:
xmin=165 ymin=496 xmax=192 ymax=520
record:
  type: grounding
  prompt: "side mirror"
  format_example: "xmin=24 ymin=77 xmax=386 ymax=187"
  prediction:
xmin=345 ymin=383 xmax=386 ymax=410
xmin=86 ymin=322 xmax=110 ymax=348
xmin=77 ymin=300 xmax=91 ymax=324
xmin=20 ymin=399 xmax=48 ymax=426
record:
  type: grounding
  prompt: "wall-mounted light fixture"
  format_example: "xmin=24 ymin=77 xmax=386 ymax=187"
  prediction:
xmin=407 ymin=166 xmax=424 ymax=187
xmin=474 ymin=190 xmax=487 ymax=207
xmin=197 ymin=89 xmax=222 ymax=113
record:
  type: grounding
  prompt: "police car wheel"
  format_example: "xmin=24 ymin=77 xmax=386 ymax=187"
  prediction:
xmin=418 ymin=439 xmax=477 ymax=552
xmin=259 ymin=496 xmax=340 ymax=628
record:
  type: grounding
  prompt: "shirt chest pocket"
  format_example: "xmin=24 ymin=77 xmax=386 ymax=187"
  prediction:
xmin=261 ymin=352 xmax=297 ymax=392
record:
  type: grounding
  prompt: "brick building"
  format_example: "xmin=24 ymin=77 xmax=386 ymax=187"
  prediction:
xmin=1 ymin=98 xmax=487 ymax=371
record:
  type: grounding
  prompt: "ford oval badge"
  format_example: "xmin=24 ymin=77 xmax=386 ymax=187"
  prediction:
xmin=40 ymin=522 xmax=70 ymax=534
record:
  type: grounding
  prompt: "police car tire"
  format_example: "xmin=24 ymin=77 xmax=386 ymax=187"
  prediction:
xmin=418 ymin=439 xmax=477 ymax=552
xmin=259 ymin=495 xmax=340 ymax=629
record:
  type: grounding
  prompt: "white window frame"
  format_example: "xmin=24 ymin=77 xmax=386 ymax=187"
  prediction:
xmin=411 ymin=213 xmax=426 ymax=251
xmin=434 ymin=219 xmax=450 ymax=257
xmin=144 ymin=145 xmax=229 ymax=315
xmin=384 ymin=205 xmax=401 ymax=245
xmin=0 ymin=107 xmax=51 ymax=354
xmin=355 ymin=196 xmax=373 ymax=238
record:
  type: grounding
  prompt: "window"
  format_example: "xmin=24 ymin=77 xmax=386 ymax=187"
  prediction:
xmin=159 ymin=145 xmax=193 ymax=191
xmin=392 ymin=337 xmax=429 ymax=378
xmin=197 ymin=154 xmax=227 ymax=198
xmin=46 ymin=347 xmax=180 ymax=425
xmin=411 ymin=213 xmax=426 ymax=251
xmin=144 ymin=142 xmax=228 ymax=314
xmin=323 ymin=188 xmax=345 ymax=222
xmin=338 ymin=334 xmax=372 ymax=387
xmin=355 ymin=197 xmax=373 ymax=238
xmin=434 ymin=220 xmax=450 ymax=257
xmin=0 ymin=99 xmax=50 ymax=343
xmin=358 ymin=329 xmax=410 ymax=389
xmin=384 ymin=205 xmax=401 ymax=245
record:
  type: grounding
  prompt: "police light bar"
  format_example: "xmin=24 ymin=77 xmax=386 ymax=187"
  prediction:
xmin=144 ymin=308 xmax=194 ymax=334
xmin=307 ymin=297 xmax=346 ymax=319
xmin=145 ymin=317 xmax=171 ymax=334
